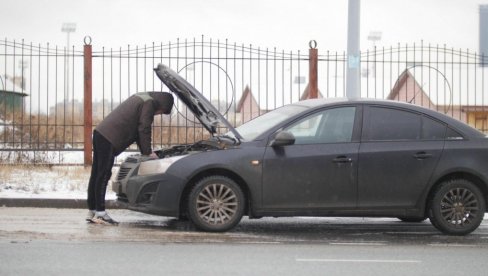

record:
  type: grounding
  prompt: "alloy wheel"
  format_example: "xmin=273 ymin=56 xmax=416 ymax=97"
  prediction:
xmin=188 ymin=176 xmax=245 ymax=232
xmin=440 ymin=187 xmax=480 ymax=227
xmin=429 ymin=179 xmax=485 ymax=235
xmin=196 ymin=183 xmax=238 ymax=225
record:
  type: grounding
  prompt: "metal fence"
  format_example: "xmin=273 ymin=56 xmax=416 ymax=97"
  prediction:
xmin=1 ymin=39 xmax=85 ymax=164
xmin=1 ymin=36 xmax=487 ymax=164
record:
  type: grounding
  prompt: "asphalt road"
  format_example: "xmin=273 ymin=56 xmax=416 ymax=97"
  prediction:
xmin=1 ymin=207 xmax=488 ymax=275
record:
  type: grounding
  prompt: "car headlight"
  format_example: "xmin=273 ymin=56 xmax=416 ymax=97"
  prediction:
xmin=138 ymin=155 xmax=186 ymax=176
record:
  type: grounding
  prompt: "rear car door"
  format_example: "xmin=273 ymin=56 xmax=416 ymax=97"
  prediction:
xmin=262 ymin=106 xmax=360 ymax=210
xmin=358 ymin=105 xmax=446 ymax=208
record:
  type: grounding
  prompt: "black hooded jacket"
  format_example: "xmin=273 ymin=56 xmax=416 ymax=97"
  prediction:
xmin=95 ymin=92 xmax=173 ymax=155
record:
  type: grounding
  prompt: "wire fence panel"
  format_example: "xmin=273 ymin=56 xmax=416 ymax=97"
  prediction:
xmin=91 ymin=37 xmax=309 ymax=149
xmin=0 ymin=39 xmax=84 ymax=164
xmin=356 ymin=43 xmax=488 ymax=131
xmin=1 ymin=37 xmax=487 ymax=164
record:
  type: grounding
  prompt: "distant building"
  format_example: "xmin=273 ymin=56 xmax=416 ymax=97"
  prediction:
xmin=0 ymin=75 xmax=28 ymax=111
xmin=236 ymin=86 xmax=267 ymax=124
xmin=388 ymin=70 xmax=488 ymax=133
xmin=236 ymin=83 xmax=323 ymax=125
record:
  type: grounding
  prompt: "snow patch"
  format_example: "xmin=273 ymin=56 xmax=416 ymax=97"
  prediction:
xmin=0 ymin=165 xmax=118 ymax=200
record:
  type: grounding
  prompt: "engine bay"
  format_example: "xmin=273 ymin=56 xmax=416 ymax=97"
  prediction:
xmin=154 ymin=138 xmax=233 ymax=159
xmin=121 ymin=136 xmax=238 ymax=165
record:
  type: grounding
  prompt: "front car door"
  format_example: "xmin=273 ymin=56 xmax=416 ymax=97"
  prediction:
xmin=358 ymin=105 xmax=446 ymax=209
xmin=262 ymin=106 xmax=360 ymax=211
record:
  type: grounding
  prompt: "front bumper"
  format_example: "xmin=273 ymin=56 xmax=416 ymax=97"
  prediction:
xmin=113 ymin=159 xmax=186 ymax=217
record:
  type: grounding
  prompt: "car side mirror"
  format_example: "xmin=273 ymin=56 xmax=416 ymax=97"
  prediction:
xmin=270 ymin=131 xmax=295 ymax=147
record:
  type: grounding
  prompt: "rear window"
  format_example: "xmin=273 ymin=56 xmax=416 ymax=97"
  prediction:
xmin=363 ymin=106 xmax=447 ymax=141
xmin=365 ymin=107 xmax=420 ymax=141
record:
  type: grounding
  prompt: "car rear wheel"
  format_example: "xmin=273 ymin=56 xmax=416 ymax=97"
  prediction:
xmin=429 ymin=179 xmax=485 ymax=235
xmin=188 ymin=176 xmax=245 ymax=232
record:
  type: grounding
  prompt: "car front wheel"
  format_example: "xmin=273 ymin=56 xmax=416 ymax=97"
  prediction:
xmin=188 ymin=176 xmax=245 ymax=232
xmin=429 ymin=179 xmax=486 ymax=235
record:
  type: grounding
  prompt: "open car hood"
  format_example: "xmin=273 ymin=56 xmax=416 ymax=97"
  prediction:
xmin=154 ymin=64 xmax=242 ymax=141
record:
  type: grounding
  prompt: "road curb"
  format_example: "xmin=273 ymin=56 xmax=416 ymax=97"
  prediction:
xmin=0 ymin=198 xmax=121 ymax=209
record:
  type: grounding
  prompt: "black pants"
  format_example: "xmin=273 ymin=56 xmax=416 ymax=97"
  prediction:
xmin=87 ymin=130 xmax=117 ymax=211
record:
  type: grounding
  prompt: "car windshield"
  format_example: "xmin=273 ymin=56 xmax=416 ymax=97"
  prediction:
xmin=226 ymin=104 xmax=309 ymax=141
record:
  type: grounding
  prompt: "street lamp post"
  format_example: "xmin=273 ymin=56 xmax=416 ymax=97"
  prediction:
xmin=61 ymin=23 xmax=76 ymax=102
xmin=346 ymin=0 xmax=360 ymax=99
xmin=367 ymin=31 xmax=382 ymax=78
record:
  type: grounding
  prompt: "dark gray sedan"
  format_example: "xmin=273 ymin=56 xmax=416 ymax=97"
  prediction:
xmin=113 ymin=64 xmax=487 ymax=235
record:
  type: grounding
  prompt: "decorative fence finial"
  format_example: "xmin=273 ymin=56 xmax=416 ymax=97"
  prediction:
xmin=309 ymin=40 xmax=317 ymax=49
xmin=84 ymin=36 xmax=92 ymax=46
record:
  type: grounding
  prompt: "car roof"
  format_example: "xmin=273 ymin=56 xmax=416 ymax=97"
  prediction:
xmin=292 ymin=98 xmax=486 ymax=139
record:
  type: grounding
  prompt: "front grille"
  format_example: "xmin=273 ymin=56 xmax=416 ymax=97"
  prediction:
xmin=117 ymin=166 xmax=132 ymax=181
xmin=125 ymin=156 xmax=139 ymax=163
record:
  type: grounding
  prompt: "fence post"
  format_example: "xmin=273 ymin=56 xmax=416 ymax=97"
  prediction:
xmin=83 ymin=37 xmax=93 ymax=166
xmin=309 ymin=40 xmax=318 ymax=99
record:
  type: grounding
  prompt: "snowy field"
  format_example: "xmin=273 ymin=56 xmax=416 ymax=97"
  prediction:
xmin=0 ymin=151 xmax=138 ymax=199
xmin=0 ymin=164 xmax=118 ymax=200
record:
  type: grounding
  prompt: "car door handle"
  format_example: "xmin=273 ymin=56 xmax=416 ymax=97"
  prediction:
xmin=332 ymin=156 xmax=353 ymax=163
xmin=413 ymin=152 xmax=433 ymax=160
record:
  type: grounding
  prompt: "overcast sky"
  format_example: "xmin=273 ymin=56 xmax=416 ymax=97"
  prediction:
xmin=1 ymin=0 xmax=488 ymax=52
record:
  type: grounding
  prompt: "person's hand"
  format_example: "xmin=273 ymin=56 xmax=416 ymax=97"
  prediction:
xmin=140 ymin=152 xmax=159 ymax=161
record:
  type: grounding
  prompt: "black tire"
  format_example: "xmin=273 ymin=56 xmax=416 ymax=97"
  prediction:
xmin=428 ymin=179 xmax=486 ymax=235
xmin=187 ymin=176 xmax=245 ymax=232
xmin=397 ymin=217 xmax=426 ymax=223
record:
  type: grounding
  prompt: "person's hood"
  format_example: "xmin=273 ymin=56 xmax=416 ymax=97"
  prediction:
xmin=154 ymin=64 xmax=242 ymax=141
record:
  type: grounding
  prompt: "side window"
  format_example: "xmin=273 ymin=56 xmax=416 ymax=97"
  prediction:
xmin=285 ymin=107 xmax=356 ymax=144
xmin=365 ymin=107 xmax=421 ymax=141
xmin=364 ymin=107 xmax=449 ymax=141
xmin=422 ymin=116 xmax=446 ymax=140
xmin=446 ymin=127 xmax=464 ymax=140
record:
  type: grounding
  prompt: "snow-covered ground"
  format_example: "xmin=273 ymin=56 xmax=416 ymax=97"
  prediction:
xmin=0 ymin=151 xmax=138 ymax=199
xmin=0 ymin=165 xmax=118 ymax=200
